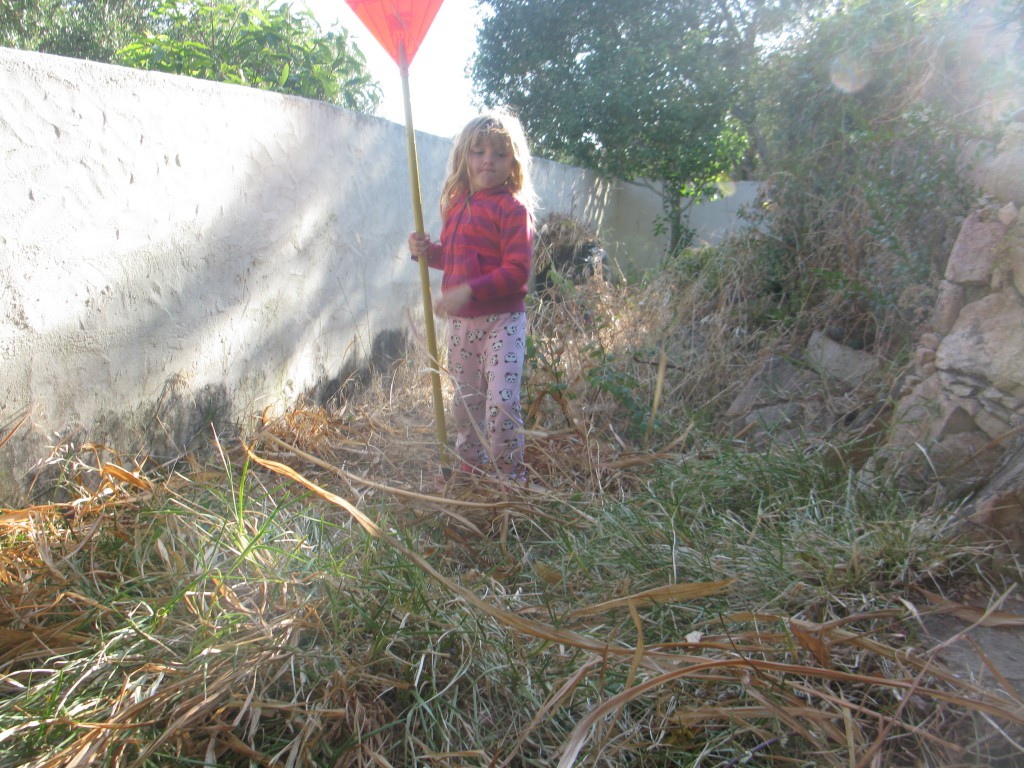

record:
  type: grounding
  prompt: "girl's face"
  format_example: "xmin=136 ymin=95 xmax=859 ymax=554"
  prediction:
xmin=467 ymin=135 xmax=515 ymax=194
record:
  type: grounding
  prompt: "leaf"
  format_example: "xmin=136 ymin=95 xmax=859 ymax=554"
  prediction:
xmin=570 ymin=579 xmax=735 ymax=618
xmin=534 ymin=560 xmax=563 ymax=585
xmin=916 ymin=588 xmax=1024 ymax=628
xmin=101 ymin=463 xmax=153 ymax=492
xmin=789 ymin=620 xmax=831 ymax=667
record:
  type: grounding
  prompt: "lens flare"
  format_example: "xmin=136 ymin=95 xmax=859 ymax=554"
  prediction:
xmin=716 ymin=180 xmax=737 ymax=197
xmin=830 ymin=53 xmax=872 ymax=94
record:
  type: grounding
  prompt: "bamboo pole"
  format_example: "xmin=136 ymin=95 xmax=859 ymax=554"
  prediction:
xmin=399 ymin=41 xmax=449 ymax=457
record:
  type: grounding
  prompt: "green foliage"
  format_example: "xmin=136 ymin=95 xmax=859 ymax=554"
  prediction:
xmin=583 ymin=347 xmax=651 ymax=436
xmin=0 ymin=0 xmax=156 ymax=61
xmin=1 ymin=0 xmax=381 ymax=111
xmin=116 ymin=0 xmax=380 ymax=110
xmin=641 ymin=440 xmax=982 ymax=606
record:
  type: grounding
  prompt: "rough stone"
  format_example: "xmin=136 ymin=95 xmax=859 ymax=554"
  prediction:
xmin=914 ymin=346 xmax=937 ymax=378
xmin=999 ymin=201 xmax=1019 ymax=227
xmin=1008 ymin=218 xmax=1024 ymax=296
xmin=932 ymin=281 xmax=965 ymax=335
xmin=745 ymin=402 xmax=805 ymax=431
xmin=888 ymin=374 xmax=992 ymax=456
xmin=922 ymin=593 xmax=1024 ymax=689
xmin=944 ymin=380 xmax=981 ymax=399
xmin=936 ymin=404 xmax=981 ymax=440
xmin=992 ymin=264 xmax=1011 ymax=291
xmin=945 ymin=210 xmax=1007 ymax=286
xmin=805 ymin=330 xmax=878 ymax=387
xmin=968 ymin=487 xmax=1024 ymax=555
xmin=891 ymin=428 xmax=997 ymax=494
xmin=934 ymin=431 xmax=1001 ymax=490
xmin=895 ymin=374 xmax=921 ymax=399
xmin=965 ymin=436 xmax=1024 ymax=555
xmin=918 ymin=332 xmax=941 ymax=352
xmin=979 ymin=388 xmax=1020 ymax=420
xmin=936 ymin=292 xmax=1024 ymax=399
xmin=973 ymin=407 xmax=1014 ymax=442
xmin=890 ymin=374 xmax=946 ymax=450
xmin=980 ymin=123 xmax=1024 ymax=205
xmin=725 ymin=356 xmax=822 ymax=418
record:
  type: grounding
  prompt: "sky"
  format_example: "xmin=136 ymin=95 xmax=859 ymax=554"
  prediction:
xmin=296 ymin=0 xmax=484 ymax=138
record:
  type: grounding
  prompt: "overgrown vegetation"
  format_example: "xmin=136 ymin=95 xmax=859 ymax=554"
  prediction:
xmin=0 ymin=0 xmax=153 ymax=61
xmin=472 ymin=0 xmax=806 ymax=253
xmin=748 ymin=0 xmax=990 ymax=350
xmin=3 ymin=252 xmax=1023 ymax=766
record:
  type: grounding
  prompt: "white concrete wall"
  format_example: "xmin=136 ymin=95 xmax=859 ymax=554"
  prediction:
xmin=0 ymin=47 xmax=749 ymax=500
xmin=601 ymin=179 xmax=762 ymax=274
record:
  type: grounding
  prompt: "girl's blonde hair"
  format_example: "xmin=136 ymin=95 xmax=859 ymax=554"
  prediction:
xmin=440 ymin=111 xmax=537 ymax=217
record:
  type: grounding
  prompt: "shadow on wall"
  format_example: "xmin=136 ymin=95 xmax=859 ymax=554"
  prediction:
xmin=4 ymin=325 xmax=413 ymax=504
xmin=309 ymin=327 xmax=411 ymax=407
xmin=5 ymin=381 xmax=234 ymax=504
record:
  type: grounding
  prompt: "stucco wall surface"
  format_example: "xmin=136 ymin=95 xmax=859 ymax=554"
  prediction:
xmin=603 ymin=180 xmax=761 ymax=273
xmin=0 ymin=47 xmax=751 ymax=501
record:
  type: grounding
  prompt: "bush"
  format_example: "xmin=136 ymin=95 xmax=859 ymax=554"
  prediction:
xmin=750 ymin=0 xmax=980 ymax=348
xmin=531 ymin=214 xmax=611 ymax=292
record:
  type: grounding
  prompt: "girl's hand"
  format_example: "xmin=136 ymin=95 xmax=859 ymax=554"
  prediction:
xmin=408 ymin=232 xmax=432 ymax=258
xmin=434 ymin=283 xmax=472 ymax=316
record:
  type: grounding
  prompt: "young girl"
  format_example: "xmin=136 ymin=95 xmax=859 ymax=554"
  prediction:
xmin=409 ymin=112 xmax=537 ymax=484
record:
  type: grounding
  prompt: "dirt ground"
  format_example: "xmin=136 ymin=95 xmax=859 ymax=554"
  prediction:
xmin=922 ymin=589 xmax=1024 ymax=693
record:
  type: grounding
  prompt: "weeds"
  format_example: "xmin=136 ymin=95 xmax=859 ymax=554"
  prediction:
xmin=2 ymin=332 xmax=1022 ymax=766
xmin=3 ymin=162 xmax=1023 ymax=767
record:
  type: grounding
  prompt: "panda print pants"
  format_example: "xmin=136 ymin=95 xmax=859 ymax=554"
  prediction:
xmin=446 ymin=311 xmax=526 ymax=480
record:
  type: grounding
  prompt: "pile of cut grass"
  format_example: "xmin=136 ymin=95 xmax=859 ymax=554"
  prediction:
xmin=2 ymin=256 xmax=1023 ymax=767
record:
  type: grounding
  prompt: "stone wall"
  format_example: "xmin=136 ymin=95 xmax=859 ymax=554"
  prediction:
xmin=723 ymin=120 xmax=1024 ymax=553
xmin=886 ymin=121 xmax=1024 ymax=549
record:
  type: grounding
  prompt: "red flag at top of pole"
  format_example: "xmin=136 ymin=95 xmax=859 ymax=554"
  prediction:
xmin=346 ymin=0 xmax=446 ymax=67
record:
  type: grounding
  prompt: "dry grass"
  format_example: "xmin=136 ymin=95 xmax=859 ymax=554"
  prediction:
xmin=2 ymin=258 xmax=1023 ymax=767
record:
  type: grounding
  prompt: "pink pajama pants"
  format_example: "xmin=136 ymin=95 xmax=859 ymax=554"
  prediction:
xmin=446 ymin=312 xmax=526 ymax=480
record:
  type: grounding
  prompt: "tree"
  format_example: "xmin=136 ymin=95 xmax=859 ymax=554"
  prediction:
xmin=471 ymin=0 xmax=822 ymax=255
xmin=1 ymin=0 xmax=381 ymax=112
xmin=117 ymin=1 xmax=380 ymax=111
xmin=0 ymin=0 xmax=156 ymax=61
